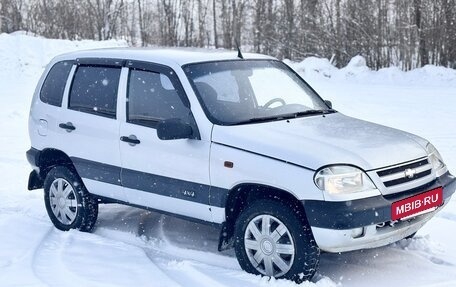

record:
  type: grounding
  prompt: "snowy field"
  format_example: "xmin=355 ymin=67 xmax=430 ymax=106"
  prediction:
xmin=0 ymin=33 xmax=456 ymax=287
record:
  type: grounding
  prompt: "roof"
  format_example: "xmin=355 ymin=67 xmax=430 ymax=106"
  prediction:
xmin=53 ymin=47 xmax=276 ymax=66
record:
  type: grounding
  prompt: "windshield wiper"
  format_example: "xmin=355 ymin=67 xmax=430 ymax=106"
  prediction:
xmin=289 ymin=109 xmax=336 ymax=117
xmin=230 ymin=115 xmax=289 ymax=125
xmin=231 ymin=109 xmax=336 ymax=125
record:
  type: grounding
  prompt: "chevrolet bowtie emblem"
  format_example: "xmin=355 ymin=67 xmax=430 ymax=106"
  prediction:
xmin=404 ymin=168 xmax=417 ymax=179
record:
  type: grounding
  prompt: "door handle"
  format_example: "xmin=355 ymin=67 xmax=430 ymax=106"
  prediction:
xmin=120 ymin=135 xmax=141 ymax=146
xmin=59 ymin=122 xmax=76 ymax=132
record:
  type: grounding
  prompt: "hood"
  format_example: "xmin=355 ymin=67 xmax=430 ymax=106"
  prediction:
xmin=211 ymin=113 xmax=429 ymax=171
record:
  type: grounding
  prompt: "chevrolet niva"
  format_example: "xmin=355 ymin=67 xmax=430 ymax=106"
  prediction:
xmin=27 ymin=48 xmax=455 ymax=283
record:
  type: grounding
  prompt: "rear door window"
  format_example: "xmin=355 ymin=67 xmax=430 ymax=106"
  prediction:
xmin=69 ymin=66 xmax=121 ymax=118
xmin=40 ymin=61 xmax=73 ymax=107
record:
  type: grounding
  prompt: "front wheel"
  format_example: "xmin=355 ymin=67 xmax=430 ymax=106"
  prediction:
xmin=44 ymin=166 xmax=98 ymax=232
xmin=234 ymin=199 xmax=320 ymax=283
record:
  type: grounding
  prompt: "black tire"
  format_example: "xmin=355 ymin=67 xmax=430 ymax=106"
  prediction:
xmin=234 ymin=199 xmax=320 ymax=283
xmin=44 ymin=166 xmax=98 ymax=232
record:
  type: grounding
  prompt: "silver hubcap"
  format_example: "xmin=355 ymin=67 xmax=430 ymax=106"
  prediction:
xmin=49 ymin=178 xmax=78 ymax=225
xmin=244 ymin=215 xmax=295 ymax=277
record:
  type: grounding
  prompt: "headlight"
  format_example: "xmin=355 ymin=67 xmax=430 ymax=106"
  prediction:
xmin=314 ymin=165 xmax=376 ymax=194
xmin=427 ymin=143 xmax=445 ymax=171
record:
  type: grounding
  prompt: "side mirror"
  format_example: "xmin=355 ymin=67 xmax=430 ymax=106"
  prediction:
xmin=324 ymin=100 xmax=333 ymax=109
xmin=157 ymin=118 xmax=193 ymax=140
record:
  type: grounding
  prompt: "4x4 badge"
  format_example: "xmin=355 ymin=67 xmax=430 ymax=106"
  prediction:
xmin=404 ymin=168 xmax=417 ymax=179
xmin=183 ymin=190 xmax=195 ymax=198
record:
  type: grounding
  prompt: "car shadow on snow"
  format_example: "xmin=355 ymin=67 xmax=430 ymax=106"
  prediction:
xmin=95 ymin=204 xmax=233 ymax=256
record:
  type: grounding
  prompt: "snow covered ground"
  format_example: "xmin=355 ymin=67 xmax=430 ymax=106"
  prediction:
xmin=0 ymin=33 xmax=455 ymax=287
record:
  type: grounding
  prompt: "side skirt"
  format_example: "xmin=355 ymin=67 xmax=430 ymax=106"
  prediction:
xmin=93 ymin=194 xmax=224 ymax=229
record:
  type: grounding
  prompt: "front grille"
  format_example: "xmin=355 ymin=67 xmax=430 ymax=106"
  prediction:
xmin=376 ymin=158 xmax=432 ymax=189
xmin=383 ymin=169 xmax=432 ymax=187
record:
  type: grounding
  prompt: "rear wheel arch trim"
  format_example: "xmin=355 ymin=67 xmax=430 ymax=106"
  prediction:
xmin=36 ymin=148 xmax=78 ymax=179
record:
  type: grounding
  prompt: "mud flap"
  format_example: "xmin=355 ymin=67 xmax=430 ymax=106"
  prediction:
xmin=28 ymin=170 xmax=43 ymax=190
xmin=218 ymin=221 xmax=235 ymax=251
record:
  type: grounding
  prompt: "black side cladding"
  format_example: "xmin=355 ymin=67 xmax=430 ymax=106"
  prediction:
xmin=70 ymin=156 xmax=228 ymax=207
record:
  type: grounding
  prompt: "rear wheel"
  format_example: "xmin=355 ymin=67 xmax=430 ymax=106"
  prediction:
xmin=44 ymin=166 xmax=98 ymax=232
xmin=234 ymin=199 xmax=320 ymax=283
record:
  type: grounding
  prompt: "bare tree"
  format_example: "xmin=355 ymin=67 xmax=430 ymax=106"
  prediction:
xmin=0 ymin=0 xmax=23 ymax=33
xmin=282 ymin=0 xmax=295 ymax=59
xmin=1 ymin=0 xmax=455 ymax=70
xmin=414 ymin=0 xmax=428 ymax=66
xmin=181 ymin=0 xmax=195 ymax=46
xmin=212 ymin=0 xmax=218 ymax=48
xmin=197 ymin=0 xmax=208 ymax=47
xmin=159 ymin=0 xmax=180 ymax=46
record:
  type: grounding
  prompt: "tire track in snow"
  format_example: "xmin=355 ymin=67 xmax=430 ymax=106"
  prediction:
xmin=139 ymin=214 xmax=257 ymax=287
xmin=30 ymin=226 xmax=54 ymax=285
xmin=144 ymin=253 xmax=228 ymax=287
xmin=0 ymin=214 xmax=51 ymax=287
xmin=31 ymin=229 xmax=104 ymax=287
xmin=33 ymin=227 xmax=181 ymax=287
xmin=98 ymin=213 xmax=237 ymax=287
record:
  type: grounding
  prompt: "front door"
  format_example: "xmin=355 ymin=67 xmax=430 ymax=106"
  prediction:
xmin=118 ymin=61 xmax=212 ymax=222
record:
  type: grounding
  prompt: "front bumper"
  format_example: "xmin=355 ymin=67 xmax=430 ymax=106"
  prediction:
xmin=302 ymin=172 xmax=456 ymax=252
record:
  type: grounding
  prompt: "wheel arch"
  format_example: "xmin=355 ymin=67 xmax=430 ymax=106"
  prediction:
xmin=218 ymin=183 xmax=308 ymax=251
xmin=29 ymin=148 xmax=77 ymax=190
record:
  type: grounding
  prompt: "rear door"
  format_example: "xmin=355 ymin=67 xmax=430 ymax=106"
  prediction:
xmin=59 ymin=59 xmax=126 ymax=201
xmin=118 ymin=61 xmax=212 ymax=222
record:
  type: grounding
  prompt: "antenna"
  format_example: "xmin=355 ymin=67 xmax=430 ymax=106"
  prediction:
xmin=235 ymin=40 xmax=244 ymax=59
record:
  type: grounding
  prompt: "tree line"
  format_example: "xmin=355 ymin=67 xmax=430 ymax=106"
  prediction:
xmin=1 ymin=0 xmax=455 ymax=70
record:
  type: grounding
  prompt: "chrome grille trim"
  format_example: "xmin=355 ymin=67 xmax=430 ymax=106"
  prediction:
xmin=380 ymin=163 xmax=432 ymax=183
xmin=372 ymin=157 xmax=435 ymax=195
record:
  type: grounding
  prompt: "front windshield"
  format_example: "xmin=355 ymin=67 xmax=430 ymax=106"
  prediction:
xmin=184 ymin=60 xmax=332 ymax=125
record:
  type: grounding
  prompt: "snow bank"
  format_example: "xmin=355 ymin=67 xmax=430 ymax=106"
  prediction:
xmin=0 ymin=32 xmax=127 ymax=82
xmin=285 ymin=56 xmax=456 ymax=87
xmin=3 ymin=32 xmax=454 ymax=88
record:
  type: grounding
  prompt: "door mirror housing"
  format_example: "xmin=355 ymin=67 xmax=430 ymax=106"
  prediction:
xmin=324 ymin=100 xmax=333 ymax=109
xmin=157 ymin=118 xmax=193 ymax=140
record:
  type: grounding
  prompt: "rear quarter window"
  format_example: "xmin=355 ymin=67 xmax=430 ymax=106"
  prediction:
xmin=40 ymin=61 xmax=73 ymax=106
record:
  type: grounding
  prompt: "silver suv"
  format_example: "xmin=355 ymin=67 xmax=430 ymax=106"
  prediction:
xmin=27 ymin=48 xmax=456 ymax=282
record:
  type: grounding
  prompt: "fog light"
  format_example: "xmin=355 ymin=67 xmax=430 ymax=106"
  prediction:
xmin=351 ymin=227 xmax=364 ymax=238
